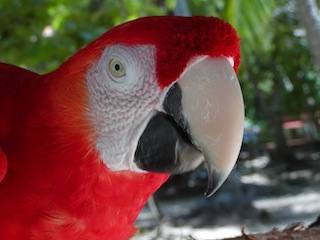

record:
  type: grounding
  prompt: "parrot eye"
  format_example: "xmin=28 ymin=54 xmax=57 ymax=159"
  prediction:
xmin=109 ymin=58 xmax=126 ymax=78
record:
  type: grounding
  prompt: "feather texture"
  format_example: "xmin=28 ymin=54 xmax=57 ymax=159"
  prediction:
xmin=0 ymin=62 xmax=168 ymax=239
xmin=0 ymin=16 xmax=239 ymax=239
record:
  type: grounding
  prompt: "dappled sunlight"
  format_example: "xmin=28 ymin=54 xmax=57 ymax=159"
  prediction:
xmin=134 ymin=224 xmax=242 ymax=240
xmin=241 ymin=173 xmax=274 ymax=186
xmin=136 ymin=154 xmax=320 ymax=239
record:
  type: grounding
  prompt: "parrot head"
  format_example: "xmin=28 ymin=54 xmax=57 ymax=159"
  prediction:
xmin=52 ymin=16 xmax=244 ymax=197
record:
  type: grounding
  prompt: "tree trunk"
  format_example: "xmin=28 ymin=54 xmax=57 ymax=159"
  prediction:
xmin=249 ymin=65 xmax=291 ymax=162
xmin=296 ymin=0 xmax=320 ymax=71
xmin=88 ymin=0 xmax=104 ymax=11
xmin=174 ymin=0 xmax=191 ymax=16
xmin=270 ymin=75 xmax=288 ymax=151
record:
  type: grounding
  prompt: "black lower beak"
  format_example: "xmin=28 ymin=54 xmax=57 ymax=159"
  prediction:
xmin=134 ymin=84 xmax=204 ymax=174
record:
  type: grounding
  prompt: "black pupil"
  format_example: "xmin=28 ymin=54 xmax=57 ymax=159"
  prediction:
xmin=115 ymin=64 xmax=120 ymax=71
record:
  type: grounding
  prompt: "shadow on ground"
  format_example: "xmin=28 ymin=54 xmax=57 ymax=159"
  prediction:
xmin=134 ymin=150 xmax=320 ymax=239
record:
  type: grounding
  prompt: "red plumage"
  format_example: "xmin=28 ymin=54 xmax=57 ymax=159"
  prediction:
xmin=0 ymin=62 xmax=168 ymax=239
xmin=0 ymin=16 xmax=239 ymax=239
xmin=65 ymin=16 xmax=240 ymax=88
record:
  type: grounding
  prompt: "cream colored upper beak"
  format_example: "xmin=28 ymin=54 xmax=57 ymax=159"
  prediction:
xmin=179 ymin=57 xmax=244 ymax=196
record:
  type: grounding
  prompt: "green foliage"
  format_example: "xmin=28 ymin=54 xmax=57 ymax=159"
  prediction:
xmin=0 ymin=0 xmax=174 ymax=72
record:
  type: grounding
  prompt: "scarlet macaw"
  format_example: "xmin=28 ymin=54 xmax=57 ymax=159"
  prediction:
xmin=0 ymin=16 xmax=244 ymax=239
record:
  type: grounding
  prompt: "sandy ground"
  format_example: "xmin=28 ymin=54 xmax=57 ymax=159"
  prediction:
xmin=133 ymin=155 xmax=320 ymax=239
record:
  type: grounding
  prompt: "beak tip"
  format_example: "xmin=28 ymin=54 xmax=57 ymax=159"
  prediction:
xmin=204 ymin=175 xmax=222 ymax=197
xmin=204 ymin=161 xmax=228 ymax=197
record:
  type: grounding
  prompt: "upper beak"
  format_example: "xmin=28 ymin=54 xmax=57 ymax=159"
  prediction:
xmin=135 ymin=57 xmax=244 ymax=196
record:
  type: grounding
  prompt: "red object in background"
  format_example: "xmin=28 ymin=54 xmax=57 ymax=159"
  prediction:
xmin=283 ymin=120 xmax=304 ymax=129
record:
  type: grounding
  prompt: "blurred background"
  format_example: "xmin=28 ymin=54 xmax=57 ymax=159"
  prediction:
xmin=1 ymin=0 xmax=320 ymax=239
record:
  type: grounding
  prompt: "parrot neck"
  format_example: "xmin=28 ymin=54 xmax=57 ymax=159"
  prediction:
xmin=47 ymin=137 xmax=169 ymax=239
xmin=91 ymin=169 xmax=169 ymax=238
xmin=61 ymin=151 xmax=169 ymax=239
xmin=0 ymin=115 xmax=169 ymax=239
xmin=0 ymin=71 xmax=170 ymax=239
xmin=58 ymin=138 xmax=169 ymax=238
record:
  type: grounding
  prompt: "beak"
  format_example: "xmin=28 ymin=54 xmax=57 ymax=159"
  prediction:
xmin=135 ymin=57 xmax=244 ymax=196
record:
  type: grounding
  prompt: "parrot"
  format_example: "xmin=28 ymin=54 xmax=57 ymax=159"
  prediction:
xmin=0 ymin=16 xmax=244 ymax=240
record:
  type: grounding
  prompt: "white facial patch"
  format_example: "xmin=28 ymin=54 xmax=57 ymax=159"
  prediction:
xmin=87 ymin=45 xmax=165 ymax=172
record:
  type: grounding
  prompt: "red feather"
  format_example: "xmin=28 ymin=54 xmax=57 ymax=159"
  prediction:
xmin=63 ymin=16 xmax=240 ymax=88
xmin=0 ymin=16 xmax=239 ymax=239
xmin=0 ymin=62 xmax=168 ymax=239
xmin=0 ymin=147 xmax=7 ymax=182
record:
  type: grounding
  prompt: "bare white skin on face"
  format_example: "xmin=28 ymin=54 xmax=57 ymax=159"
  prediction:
xmin=87 ymin=44 xmax=167 ymax=171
